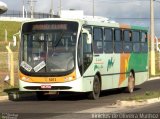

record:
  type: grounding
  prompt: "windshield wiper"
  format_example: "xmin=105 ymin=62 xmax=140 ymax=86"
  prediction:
xmin=54 ymin=31 xmax=65 ymax=48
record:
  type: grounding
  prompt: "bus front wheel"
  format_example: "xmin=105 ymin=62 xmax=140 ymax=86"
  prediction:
xmin=127 ymin=72 xmax=135 ymax=93
xmin=88 ymin=75 xmax=101 ymax=100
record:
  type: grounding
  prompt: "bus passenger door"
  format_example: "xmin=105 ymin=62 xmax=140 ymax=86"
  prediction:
xmin=77 ymin=32 xmax=93 ymax=76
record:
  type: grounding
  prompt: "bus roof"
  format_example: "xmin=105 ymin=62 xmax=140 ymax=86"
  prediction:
xmin=22 ymin=18 xmax=148 ymax=31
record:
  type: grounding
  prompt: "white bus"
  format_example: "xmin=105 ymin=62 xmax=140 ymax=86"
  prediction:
xmin=19 ymin=17 xmax=148 ymax=100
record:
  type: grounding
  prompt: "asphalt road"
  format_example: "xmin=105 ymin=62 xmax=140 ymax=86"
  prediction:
xmin=122 ymin=102 xmax=160 ymax=113
xmin=0 ymin=79 xmax=160 ymax=119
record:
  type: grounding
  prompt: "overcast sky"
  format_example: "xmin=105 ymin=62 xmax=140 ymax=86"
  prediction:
xmin=1 ymin=0 xmax=160 ymax=37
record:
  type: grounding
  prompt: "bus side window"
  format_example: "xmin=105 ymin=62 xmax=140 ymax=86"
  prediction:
xmin=104 ymin=28 xmax=113 ymax=53
xmin=93 ymin=28 xmax=103 ymax=54
xmin=114 ymin=29 xmax=123 ymax=53
xmin=141 ymin=32 xmax=148 ymax=52
xmin=123 ymin=30 xmax=132 ymax=53
xmin=132 ymin=31 xmax=140 ymax=53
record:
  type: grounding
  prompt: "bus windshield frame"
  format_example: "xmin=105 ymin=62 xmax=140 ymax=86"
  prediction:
xmin=20 ymin=21 xmax=79 ymax=76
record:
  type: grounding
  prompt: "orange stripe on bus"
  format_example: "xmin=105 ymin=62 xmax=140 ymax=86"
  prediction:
xmin=119 ymin=54 xmax=130 ymax=86
xmin=119 ymin=24 xmax=131 ymax=29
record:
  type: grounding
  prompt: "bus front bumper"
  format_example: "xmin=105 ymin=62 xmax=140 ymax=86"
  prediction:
xmin=19 ymin=77 xmax=93 ymax=92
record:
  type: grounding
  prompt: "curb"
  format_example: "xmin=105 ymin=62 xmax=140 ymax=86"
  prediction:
xmin=116 ymin=97 xmax=160 ymax=107
xmin=0 ymin=96 xmax=8 ymax=101
xmin=148 ymin=77 xmax=160 ymax=81
xmin=77 ymin=97 xmax=160 ymax=113
xmin=0 ymin=92 xmax=36 ymax=101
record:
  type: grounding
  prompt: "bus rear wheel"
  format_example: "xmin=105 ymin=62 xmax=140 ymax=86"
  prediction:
xmin=127 ymin=72 xmax=135 ymax=93
xmin=88 ymin=75 xmax=101 ymax=100
xmin=36 ymin=91 xmax=49 ymax=100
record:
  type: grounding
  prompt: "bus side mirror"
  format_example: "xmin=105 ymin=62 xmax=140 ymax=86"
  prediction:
xmin=82 ymin=28 xmax=92 ymax=44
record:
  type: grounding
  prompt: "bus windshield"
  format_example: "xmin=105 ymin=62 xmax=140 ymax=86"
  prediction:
xmin=20 ymin=21 xmax=78 ymax=76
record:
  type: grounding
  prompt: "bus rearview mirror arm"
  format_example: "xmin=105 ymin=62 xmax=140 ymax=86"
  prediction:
xmin=13 ymin=31 xmax=21 ymax=47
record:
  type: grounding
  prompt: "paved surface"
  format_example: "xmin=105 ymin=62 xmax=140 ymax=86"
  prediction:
xmin=120 ymin=102 xmax=160 ymax=113
xmin=0 ymin=79 xmax=160 ymax=119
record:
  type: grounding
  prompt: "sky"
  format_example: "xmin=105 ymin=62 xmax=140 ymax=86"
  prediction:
xmin=1 ymin=0 xmax=160 ymax=37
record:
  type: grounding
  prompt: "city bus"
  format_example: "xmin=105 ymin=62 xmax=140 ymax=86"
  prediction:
xmin=19 ymin=17 xmax=148 ymax=100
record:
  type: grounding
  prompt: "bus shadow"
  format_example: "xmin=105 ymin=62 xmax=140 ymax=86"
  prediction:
xmin=8 ymin=87 xmax=141 ymax=102
xmin=8 ymin=92 xmax=88 ymax=101
xmin=48 ymin=92 xmax=88 ymax=101
xmin=100 ymin=87 xmax=141 ymax=98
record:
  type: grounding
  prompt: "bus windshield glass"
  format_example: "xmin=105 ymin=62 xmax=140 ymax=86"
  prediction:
xmin=20 ymin=21 xmax=78 ymax=75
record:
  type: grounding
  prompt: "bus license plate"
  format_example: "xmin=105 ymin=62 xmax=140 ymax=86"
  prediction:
xmin=41 ymin=85 xmax=52 ymax=89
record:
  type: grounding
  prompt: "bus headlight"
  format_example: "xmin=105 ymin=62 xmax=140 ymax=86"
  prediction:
xmin=68 ymin=77 xmax=73 ymax=81
xmin=21 ymin=77 xmax=30 ymax=81
xmin=64 ymin=77 xmax=73 ymax=82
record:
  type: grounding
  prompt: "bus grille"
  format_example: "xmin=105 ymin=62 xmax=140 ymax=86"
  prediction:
xmin=23 ymin=86 xmax=72 ymax=90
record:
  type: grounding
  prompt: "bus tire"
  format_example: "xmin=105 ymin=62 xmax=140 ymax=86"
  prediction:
xmin=127 ymin=72 xmax=135 ymax=93
xmin=88 ymin=75 xmax=101 ymax=100
xmin=36 ymin=91 xmax=49 ymax=100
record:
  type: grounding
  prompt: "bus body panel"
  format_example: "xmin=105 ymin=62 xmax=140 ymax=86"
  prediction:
xmin=83 ymin=54 xmax=114 ymax=90
xmin=113 ymin=53 xmax=148 ymax=89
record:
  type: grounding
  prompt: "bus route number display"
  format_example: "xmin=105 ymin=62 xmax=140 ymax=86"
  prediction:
xmin=32 ymin=24 xmax=67 ymax=30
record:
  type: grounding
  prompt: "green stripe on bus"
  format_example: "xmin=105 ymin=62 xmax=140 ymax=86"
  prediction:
xmin=127 ymin=53 xmax=148 ymax=74
xmin=131 ymin=26 xmax=148 ymax=31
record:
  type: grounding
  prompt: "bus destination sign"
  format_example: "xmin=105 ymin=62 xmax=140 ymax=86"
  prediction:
xmin=32 ymin=24 xmax=67 ymax=31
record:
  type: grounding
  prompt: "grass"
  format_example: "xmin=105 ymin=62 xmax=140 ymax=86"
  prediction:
xmin=148 ymin=41 xmax=160 ymax=76
xmin=0 ymin=92 xmax=7 ymax=96
xmin=0 ymin=21 xmax=21 ymax=52
xmin=0 ymin=52 xmax=18 ymax=72
xmin=126 ymin=91 xmax=160 ymax=101
xmin=148 ymin=51 xmax=160 ymax=77
xmin=155 ymin=52 xmax=160 ymax=75
xmin=0 ymin=21 xmax=21 ymax=42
